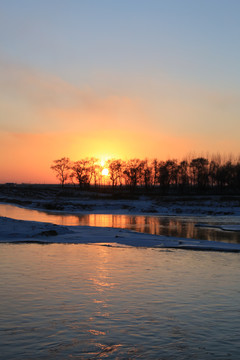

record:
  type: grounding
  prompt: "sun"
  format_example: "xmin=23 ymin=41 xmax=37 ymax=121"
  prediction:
xmin=102 ymin=168 xmax=109 ymax=176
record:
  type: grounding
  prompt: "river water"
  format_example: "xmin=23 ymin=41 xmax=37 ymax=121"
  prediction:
xmin=1 ymin=243 xmax=240 ymax=359
xmin=0 ymin=203 xmax=240 ymax=243
xmin=1 ymin=203 xmax=240 ymax=359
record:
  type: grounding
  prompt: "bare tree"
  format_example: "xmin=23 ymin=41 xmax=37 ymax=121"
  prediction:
xmin=178 ymin=160 xmax=189 ymax=189
xmin=88 ymin=158 xmax=101 ymax=187
xmin=123 ymin=159 xmax=143 ymax=191
xmin=141 ymin=159 xmax=152 ymax=189
xmin=152 ymin=159 xmax=159 ymax=186
xmin=190 ymin=157 xmax=209 ymax=189
xmin=209 ymin=160 xmax=219 ymax=188
xmin=71 ymin=159 xmax=92 ymax=188
xmin=50 ymin=154 xmax=240 ymax=194
xmin=107 ymin=159 xmax=123 ymax=188
xmin=50 ymin=157 xmax=71 ymax=187
xmin=158 ymin=160 xmax=178 ymax=191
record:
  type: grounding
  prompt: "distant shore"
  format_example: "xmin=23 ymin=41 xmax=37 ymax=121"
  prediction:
xmin=0 ymin=183 xmax=240 ymax=217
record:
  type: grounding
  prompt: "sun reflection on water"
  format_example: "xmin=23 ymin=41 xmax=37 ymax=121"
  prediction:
xmin=1 ymin=203 xmax=240 ymax=243
xmin=1 ymin=243 xmax=240 ymax=358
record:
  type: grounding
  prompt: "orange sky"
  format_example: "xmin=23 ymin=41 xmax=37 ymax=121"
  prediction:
xmin=0 ymin=62 xmax=239 ymax=183
xmin=1 ymin=127 xmax=239 ymax=184
xmin=1 ymin=2 xmax=240 ymax=183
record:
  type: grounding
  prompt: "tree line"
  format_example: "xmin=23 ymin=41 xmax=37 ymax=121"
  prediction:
xmin=51 ymin=155 xmax=240 ymax=194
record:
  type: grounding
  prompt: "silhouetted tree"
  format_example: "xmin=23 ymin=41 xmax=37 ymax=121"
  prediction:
xmin=123 ymin=159 xmax=143 ymax=191
xmin=51 ymin=157 xmax=71 ymax=187
xmin=159 ymin=160 xmax=178 ymax=192
xmin=220 ymin=161 xmax=235 ymax=188
xmin=107 ymin=159 xmax=123 ymax=188
xmin=209 ymin=160 xmax=219 ymax=188
xmin=178 ymin=160 xmax=189 ymax=190
xmin=71 ymin=159 xmax=92 ymax=188
xmin=235 ymin=163 xmax=240 ymax=190
xmin=152 ymin=159 xmax=159 ymax=186
xmin=141 ymin=159 xmax=152 ymax=189
xmin=90 ymin=162 xmax=101 ymax=187
xmin=88 ymin=158 xmax=100 ymax=186
xmin=50 ymin=154 xmax=240 ymax=194
xmin=158 ymin=161 xmax=170 ymax=190
xmin=190 ymin=157 xmax=209 ymax=190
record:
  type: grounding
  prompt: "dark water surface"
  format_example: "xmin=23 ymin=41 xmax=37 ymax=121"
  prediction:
xmin=1 ymin=243 xmax=240 ymax=359
xmin=1 ymin=203 xmax=240 ymax=243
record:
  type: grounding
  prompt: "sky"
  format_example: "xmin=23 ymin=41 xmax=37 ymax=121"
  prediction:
xmin=0 ymin=0 xmax=240 ymax=183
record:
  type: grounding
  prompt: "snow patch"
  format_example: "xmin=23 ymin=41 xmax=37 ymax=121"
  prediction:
xmin=1 ymin=216 xmax=240 ymax=252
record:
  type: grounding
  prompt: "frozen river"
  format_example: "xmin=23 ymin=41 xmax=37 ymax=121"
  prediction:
xmin=1 ymin=242 xmax=240 ymax=359
xmin=1 ymin=203 xmax=240 ymax=244
xmin=1 ymin=204 xmax=240 ymax=358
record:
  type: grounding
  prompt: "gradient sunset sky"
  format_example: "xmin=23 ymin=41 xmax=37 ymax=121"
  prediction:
xmin=1 ymin=0 xmax=240 ymax=183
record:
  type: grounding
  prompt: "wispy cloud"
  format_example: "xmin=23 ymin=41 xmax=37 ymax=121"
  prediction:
xmin=0 ymin=61 xmax=147 ymax=133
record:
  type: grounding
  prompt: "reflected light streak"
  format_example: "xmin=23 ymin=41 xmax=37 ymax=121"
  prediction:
xmin=1 ymin=204 xmax=240 ymax=243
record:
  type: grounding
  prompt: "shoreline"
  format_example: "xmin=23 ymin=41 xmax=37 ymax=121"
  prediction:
xmin=1 ymin=216 xmax=240 ymax=252
xmin=1 ymin=185 xmax=240 ymax=217
xmin=1 ymin=185 xmax=240 ymax=252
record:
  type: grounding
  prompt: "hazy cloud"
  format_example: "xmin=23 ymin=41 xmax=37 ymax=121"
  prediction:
xmin=0 ymin=61 xmax=148 ymax=133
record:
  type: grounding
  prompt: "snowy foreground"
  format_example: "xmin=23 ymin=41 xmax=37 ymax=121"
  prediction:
xmin=1 ymin=216 xmax=240 ymax=252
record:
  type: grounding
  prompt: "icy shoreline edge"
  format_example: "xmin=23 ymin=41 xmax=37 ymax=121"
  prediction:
xmin=1 ymin=216 xmax=240 ymax=252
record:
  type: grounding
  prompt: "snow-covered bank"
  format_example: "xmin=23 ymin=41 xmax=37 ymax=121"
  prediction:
xmin=1 ymin=187 xmax=240 ymax=216
xmin=1 ymin=216 xmax=240 ymax=252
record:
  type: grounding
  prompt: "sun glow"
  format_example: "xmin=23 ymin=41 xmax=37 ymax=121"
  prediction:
xmin=99 ymin=155 xmax=112 ymax=167
xmin=102 ymin=168 xmax=109 ymax=176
